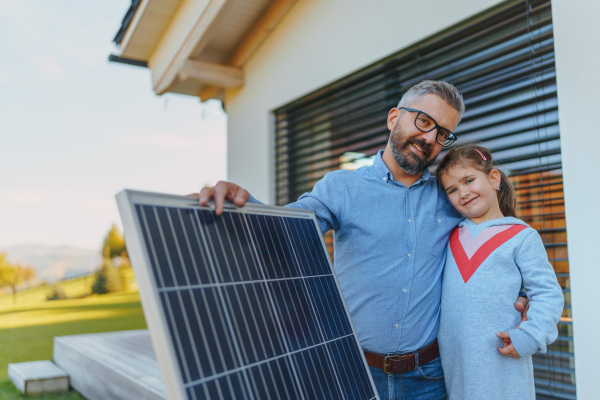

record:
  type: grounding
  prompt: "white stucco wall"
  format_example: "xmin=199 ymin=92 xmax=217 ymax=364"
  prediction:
xmin=224 ymin=0 xmax=501 ymax=202
xmin=222 ymin=0 xmax=598 ymax=396
xmin=552 ymin=0 xmax=600 ymax=398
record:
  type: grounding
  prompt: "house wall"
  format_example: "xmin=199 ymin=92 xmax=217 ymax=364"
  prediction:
xmin=224 ymin=0 xmax=599 ymax=395
xmin=552 ymin=0 xmax=600 ymax=397
xmin=224 ymin=0 xmax=500 ymax=202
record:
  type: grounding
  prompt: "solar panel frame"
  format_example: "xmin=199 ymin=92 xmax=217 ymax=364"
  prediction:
xmin=116 ymin=189 xmax=379 ymax=400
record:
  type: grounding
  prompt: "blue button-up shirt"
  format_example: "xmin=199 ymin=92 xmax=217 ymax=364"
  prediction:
xmin=286 ymin=150 xmax=462 ymax=354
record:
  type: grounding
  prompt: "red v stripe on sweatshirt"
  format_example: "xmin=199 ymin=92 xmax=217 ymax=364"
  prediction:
xmin=449 ymin=224 xmax=527 ymax=283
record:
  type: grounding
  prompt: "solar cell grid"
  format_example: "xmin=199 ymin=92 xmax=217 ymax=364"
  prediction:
xmin=117 ymin=190 xmax=378 ymax=400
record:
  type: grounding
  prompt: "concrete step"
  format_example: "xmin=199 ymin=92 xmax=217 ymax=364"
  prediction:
xmin=8 ymin=360 xmax=69 ymax=395
xmin=53 ymin=329 xmax=166 ymax=400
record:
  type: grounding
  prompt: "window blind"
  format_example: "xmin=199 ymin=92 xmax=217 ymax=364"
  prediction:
xmin=274 ymin=1 xmax=574 ymax=398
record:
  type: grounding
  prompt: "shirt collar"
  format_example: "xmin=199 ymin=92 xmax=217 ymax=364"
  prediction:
xmin=373 ymin=150 xmax=433 ymax=185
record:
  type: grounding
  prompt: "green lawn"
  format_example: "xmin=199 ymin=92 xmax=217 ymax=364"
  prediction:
xmin=0 ymin=379 xmax=86 ymax=400
xmin=0 ymin=274 xmax=146 ymax=398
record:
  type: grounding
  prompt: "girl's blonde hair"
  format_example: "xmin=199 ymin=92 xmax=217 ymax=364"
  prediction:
xmin=436 ymin=144 xmax=517 ymax=218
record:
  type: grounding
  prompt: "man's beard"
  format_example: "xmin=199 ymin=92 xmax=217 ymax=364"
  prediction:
xmin=389 ymin=123 xmax=435 ymax=176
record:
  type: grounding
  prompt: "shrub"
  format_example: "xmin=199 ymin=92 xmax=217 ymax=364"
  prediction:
xmin=91 ymin=259 xmax=123 ymax=295
xmin=46 ymin=285 xmax=68 ymax=301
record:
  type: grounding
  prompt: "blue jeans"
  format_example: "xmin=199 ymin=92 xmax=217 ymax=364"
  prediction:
xmin=368 ymin=355 xmax=446 ymax=400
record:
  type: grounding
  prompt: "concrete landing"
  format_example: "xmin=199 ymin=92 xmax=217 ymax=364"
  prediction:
xmin=53 ymin=329 xmax=166 ymax=400
xmin=8 ymin=360 xmax=69 ymax=395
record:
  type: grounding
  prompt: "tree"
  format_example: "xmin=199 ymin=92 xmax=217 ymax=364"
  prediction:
xmin=102 ymin=224 xmax=127 ymax=259
xmin=19 ymin=265 xmax=37 ymax=289
xmin=91 ymin=259 xmax=123 ymax=294
xmin=0 ymin=253 xmax=22 ymax=304
xmin=92 ymin=225 xmax=130 ymax=295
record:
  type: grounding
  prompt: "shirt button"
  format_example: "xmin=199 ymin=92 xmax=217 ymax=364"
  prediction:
xmin=438 ymin=218 xmax=441 ymax=223
xmin=395 ymin=324 xmax=399 ymax=328
xmin=407 ymin=253 xmax=411 ymax=258
xmin=383 ymin=176 xmax=387 ymax=181
xmin=402 ymin=288 xmax=407 ymax=293
xmin=408 ymin=219 xmax=412 ymax=223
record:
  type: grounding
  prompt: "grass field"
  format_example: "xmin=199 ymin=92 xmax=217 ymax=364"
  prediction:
xmin=0 ymin=271 xmax=146 ymax=399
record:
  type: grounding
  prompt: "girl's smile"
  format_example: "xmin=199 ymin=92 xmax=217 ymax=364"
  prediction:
xmin=462 ymin=195 xmax=478 ymax=207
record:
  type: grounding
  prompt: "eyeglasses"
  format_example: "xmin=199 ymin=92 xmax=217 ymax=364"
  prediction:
xmin=398 ymin=107 xmax=457 ymax=147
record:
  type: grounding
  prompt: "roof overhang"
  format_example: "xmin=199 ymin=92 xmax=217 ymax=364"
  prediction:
xmin=111 ymin=0 xmax=297 ymax=101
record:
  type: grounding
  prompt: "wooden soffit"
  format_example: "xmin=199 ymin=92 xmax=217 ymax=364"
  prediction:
xmin=115 ymin=0 xmax=297 ymax=100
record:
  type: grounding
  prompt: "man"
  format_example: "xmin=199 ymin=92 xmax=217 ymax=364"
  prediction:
xmin=199 ymin=80 xmax=526 ymax=399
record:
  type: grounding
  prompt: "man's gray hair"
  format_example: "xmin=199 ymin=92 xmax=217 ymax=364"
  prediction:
xmin=397 ymin=80 xmax=465 ymax=123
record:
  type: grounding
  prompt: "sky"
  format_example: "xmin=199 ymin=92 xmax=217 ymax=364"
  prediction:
xmin=0 ymin=1 xmax=227 ymax=251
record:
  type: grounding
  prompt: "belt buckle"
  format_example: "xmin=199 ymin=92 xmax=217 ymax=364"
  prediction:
xmin=383 ymin=355 xmax=394 ymax=374
xmin=383 ymin=353 xmax=415 ymax=374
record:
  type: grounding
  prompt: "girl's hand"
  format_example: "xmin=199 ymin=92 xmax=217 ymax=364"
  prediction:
xmin=496 ymin=331 xmax=521 ymax=358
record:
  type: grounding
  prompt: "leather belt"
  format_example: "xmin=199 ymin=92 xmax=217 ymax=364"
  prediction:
xmin=364 ymin=339 xmax=439 ymax=374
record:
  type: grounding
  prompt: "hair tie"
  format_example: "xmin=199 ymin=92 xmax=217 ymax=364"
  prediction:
xmin=475 ymin=148 xmax=487 ymax=161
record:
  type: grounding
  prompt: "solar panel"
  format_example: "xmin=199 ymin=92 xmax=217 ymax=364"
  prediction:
xmin=116 ymin=190 xmax=379 ymax=400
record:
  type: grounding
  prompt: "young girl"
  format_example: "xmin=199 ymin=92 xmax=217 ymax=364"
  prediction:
xmin=435 ymin=144 xmax=564 ymax=400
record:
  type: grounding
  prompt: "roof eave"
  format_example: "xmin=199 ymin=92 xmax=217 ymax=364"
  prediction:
xmin=111 ymin=0 xmax=297 ymax=100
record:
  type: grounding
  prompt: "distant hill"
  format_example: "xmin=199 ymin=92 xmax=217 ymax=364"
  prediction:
xmin=1 ymin=245 xmax=101 ymax=282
